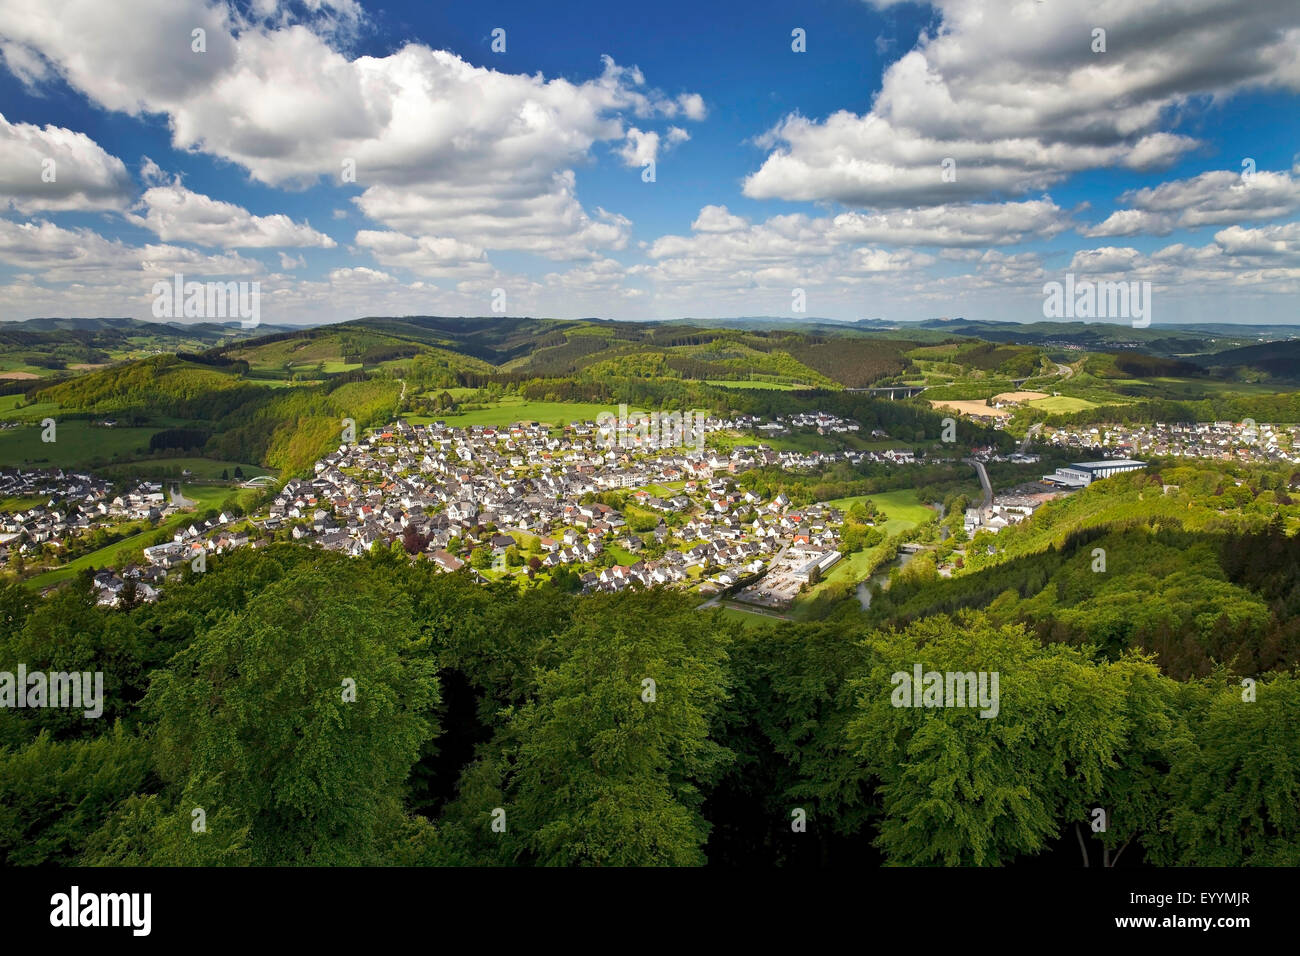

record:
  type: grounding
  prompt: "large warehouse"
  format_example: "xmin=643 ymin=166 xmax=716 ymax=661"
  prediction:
xmin=1043 ymin=459 xmax=1146 ymax=488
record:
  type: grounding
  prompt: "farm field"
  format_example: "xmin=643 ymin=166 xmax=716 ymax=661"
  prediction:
xmin=928 ymin=398 xmax=1012 ymax=418
xmin=0 ymin=397 xmax=60 ymax=422
xmin=992 ymin=391 xmax=1049 ymax=403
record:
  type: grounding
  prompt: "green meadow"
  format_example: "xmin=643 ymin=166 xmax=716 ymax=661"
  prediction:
xmin=0 ymin=420 xmax=157 ymax=467
xmin=409 ymin=398 xmax=619 ymax=428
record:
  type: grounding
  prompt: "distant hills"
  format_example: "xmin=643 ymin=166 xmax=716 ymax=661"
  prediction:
xmin=4 ymin=314 xmax=1298 ymax=393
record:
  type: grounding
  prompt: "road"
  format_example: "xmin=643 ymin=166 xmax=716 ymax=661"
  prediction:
xmin=1019 ymin=422 xmax=1043 ymax=455
xmin=964 ymin=457 xmax=993 ymax=516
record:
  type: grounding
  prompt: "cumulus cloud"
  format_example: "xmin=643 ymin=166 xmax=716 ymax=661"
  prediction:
xmin=691 ymin=205 xmax=749 ymax=233
xmin=617 ymin=125 xmax=690 ymax=168
xmin=1081 ymin=166 xmax=1300 ymax=236
xmin=354 ymin=229 xmax=490 ymax=278
xmin=128 ymin=182 xmax=337 ymax=248
xmin=0 ymin=113 xmax=133 ymax=212
xmin=829 ymin=199 xmax=1069 ymax=247
xmin=0 ymin=217 xmax=264 ymax=287
xmin=744 ymin=0 xmax=1300 ymax=208
xmin=0 ymin=2 xmax=704 ymax=260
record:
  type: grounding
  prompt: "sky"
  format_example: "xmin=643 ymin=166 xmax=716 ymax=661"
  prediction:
xmin=0 ymin=0 xmax=1297 ymax=327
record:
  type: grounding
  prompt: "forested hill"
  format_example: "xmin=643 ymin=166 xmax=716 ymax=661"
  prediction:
xmin=2 ymin=535 xmax=1297 ymax=867
xmin=28 ymin=355 xmax=401 ymax=475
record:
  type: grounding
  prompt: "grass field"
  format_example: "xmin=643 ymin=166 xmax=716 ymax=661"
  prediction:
xmin=0 ymin=420 xmax=157 ymax=467
xmin=295 ymin=361 xmax=361 ymax=374
xmin=639 ymin=482 xmax=687 ymax=496
xmin=0 ymin=495 xmax=46 ymax=513
xmin=604 ymin=543 xmax=639 ymax=566
xmin=826 ymin=489 xmax=936 ymax=530
xmin=717 ymin=606 xmax=782 ymax=628
xmin=0 ymin=418 xmax=270 ymax=480
xmin=0 ymin=397 xmax=60 ymax=422
xmin=95 ymin=457 xmax=272 ymax=481
xmin=1027 ymin=395 xmax=1098 ymax=413
xmin=408 ymin=398 xmax=617 ymax=428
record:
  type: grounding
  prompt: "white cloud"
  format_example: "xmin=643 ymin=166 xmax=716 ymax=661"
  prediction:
xmin=128 ymin=182 xmax=337 ymax=248
xmin=1212 ymin=222 xmax=1300 ymax=261
xmin=0 ymin=113 xmax=132 ymax=212
xmin=354 ymin=170 xmax=632 ymax=260
xmin=0 ymin=217 xmax=264 ymax=288
xmin=354 ymin=229 xmax=490 ymax=278
xmin=830 ymin=199 xmax=1069 ymax=247
xmin=0 ymin=3 xmax=703 ymax=259
xmin=617 ymin=125 xmax=690 ymax=168
xmin=1081 ymin=166 xmax=1300 ymax=236
xmin=677 ymin=93 xmax=706 ymax=121
xmin=691 ymin=205 xmax=748 ymax=233
xmin=744 ymin=0 xmax=1300 ymax=208
xmin=618 ymin=128 xmax=661 ymax=168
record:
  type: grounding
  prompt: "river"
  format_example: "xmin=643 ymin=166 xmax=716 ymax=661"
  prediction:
xmin=856 ymin=549 xmax=919 ymax=609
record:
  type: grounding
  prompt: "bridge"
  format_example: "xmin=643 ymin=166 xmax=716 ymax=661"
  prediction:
xmin=845 ymin=385 xmax=927 ymax=399
xmin=241 ymin=475 xmax=279 ymax=488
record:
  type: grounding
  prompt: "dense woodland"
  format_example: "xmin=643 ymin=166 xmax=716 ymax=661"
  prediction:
xmin=2 ymin=501 xmax=1296 ymax=866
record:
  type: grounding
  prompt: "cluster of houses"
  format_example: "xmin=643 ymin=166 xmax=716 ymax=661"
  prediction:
xmin=963 ymin=494 xmax=1046 ymax=536
xmin=0 ymin=468 xmax=170 ymax=570
xmin=7 ymin=407 xmax=928 ymax=609
xmin=140 ymin=515 xmax=251 ymax=570
xmin=89 ymin=566 xmax=163 ymax=607
xmin=246 ymin=414 xmax=891 ymax=598
xmin=1043 ymin=420 xmax=1299 ymax=465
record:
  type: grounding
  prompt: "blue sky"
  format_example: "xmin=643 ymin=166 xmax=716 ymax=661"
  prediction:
xmin=0 ymin=0 xmax=1297 ymax=326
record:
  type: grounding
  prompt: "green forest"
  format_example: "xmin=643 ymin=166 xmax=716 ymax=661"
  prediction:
xmin=2 ymin=520 xmax=1295 ymax=867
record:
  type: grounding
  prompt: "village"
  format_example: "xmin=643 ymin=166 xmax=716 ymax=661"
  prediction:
xmin=0 ymin=409 xmax=925 ymax=609
xmin=1040 ymin=419 xmax=1300 ymax=465
xmin=4 ymin=411 xmax=1294 ymax=611
xmin=234 ymin=411 xmax=899 ymax=604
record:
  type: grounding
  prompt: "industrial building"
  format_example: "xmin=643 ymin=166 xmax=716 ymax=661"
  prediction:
xmin=1043 ymin=459 xmax=1146 ymax=488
